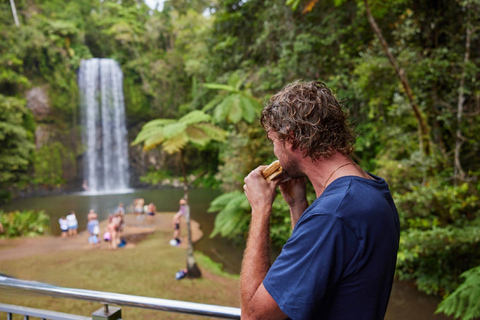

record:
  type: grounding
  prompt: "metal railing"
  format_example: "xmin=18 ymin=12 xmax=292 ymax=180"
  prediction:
xmin=0 ymin=275 xmax=241 ymax=319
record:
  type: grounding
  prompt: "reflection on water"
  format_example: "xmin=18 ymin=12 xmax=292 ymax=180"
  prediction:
xmin=386 ymin=281 xmax=453 ymax=320
xmin=0 ymin=188 xmax=453 ymax=320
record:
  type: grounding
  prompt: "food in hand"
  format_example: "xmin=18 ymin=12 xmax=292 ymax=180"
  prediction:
xmin=262 ymin=160 xmax=284 ymax=181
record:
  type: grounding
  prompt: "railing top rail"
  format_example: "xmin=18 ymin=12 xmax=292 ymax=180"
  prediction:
xmin=0 ymin=276 xmax=241 ymax=319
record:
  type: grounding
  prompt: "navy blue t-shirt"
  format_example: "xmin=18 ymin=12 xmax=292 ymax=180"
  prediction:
xmin=263 ymin=174 xmax=400 ymax=320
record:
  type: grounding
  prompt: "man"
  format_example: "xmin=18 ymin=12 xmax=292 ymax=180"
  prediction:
xmin=241 ymin=81 xmax=400 ymax=320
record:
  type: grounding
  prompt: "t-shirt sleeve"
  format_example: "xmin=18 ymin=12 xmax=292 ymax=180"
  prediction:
xmin=263 ymin=213 xmax=358 ymax=320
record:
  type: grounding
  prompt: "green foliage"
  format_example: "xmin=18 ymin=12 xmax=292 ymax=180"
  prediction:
xmin=0 ymin=210 xmax=50 ymax=238
xmin=436 ymin=265 xmax=480 ymax=320
xmin=203 ymin=72 xmax=262 ymax=124
xmin=139 ymin=168 xmax=173 ymax=185
xmin=132 ymin=110 xmax=226 ymax=154
xmin=33 ymin=142 xmax=76 ymax=187
xmin=1 ymin=1 xmax=480 ymax=316
xmin=396 ymin=222 xmax=480 ymax=295
xmin=394 ymin=179 xmax=480 ymax=296
xmin=0 ymin=94 xmax=35 ymax=187
xmin=208 ymin=190 xmax=251 ymax=239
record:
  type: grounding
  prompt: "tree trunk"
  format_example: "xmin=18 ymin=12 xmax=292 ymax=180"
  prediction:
xmin=364 ymin=0 xmax=430 ymax=155
xmin=185 ymin=204 xmax=201 ymax=278
xmin=9 ymin=0 xmax=20 ymax=27
xmin=454 ymin=9 xmax=472 ymax=183
xmin=180 ymin=150 xmax=201 ymax=278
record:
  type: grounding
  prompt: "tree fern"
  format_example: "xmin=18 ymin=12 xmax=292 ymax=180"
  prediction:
xmin=436 ymin=265 xmax=480 ymax=320
xmin=202 ymin=73 xmax=262 ymax=125
xmin=227 ymin=94 xmax=243 ymax=124
xmin=132 ymin=110 xmax=225 ymax=153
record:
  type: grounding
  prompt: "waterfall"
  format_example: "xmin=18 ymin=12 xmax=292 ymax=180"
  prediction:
xmin=78 ymin=58 xmax=130 ymax=193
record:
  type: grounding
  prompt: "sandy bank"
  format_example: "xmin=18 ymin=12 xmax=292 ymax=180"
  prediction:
xmin=0 ymin=213 xmax=203 ymax=261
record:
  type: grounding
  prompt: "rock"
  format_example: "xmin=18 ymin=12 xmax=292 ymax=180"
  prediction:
xmin=26 ymin=86 xmax=50 ymax=121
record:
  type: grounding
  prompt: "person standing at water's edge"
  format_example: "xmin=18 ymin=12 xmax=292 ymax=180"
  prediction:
xmin=170 ymin=198 xmax=187 ymax=246
xmin=66 ymin=211 xmax=78 ymax=237
xmin=241 ymin=81 xmax=400 ymax=320
xmin=58 ymin=216 xmax=68 ymax=238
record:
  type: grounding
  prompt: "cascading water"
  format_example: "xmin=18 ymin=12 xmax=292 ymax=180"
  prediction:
xmin=78 ymin=58 xmax=130 ymax=193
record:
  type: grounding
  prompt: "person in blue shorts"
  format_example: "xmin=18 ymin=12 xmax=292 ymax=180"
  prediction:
xmin=241 ymin=81 xmax=400 ymax=320
xmin=66 ymin=211 xmax=78 ymax=237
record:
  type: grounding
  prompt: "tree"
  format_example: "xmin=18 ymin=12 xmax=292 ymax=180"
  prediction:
xmin=132 ymin=110 xmax=226 ymax=278
xmin=0 ymin=95 xmax=35 ymax=202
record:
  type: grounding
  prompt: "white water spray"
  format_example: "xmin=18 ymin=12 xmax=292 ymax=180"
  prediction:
xmin=78 ymin=58 xmax=130 ymax=193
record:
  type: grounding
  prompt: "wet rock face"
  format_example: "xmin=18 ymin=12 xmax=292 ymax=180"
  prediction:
xmin=26 ymin=86 xmax=50 ymax=120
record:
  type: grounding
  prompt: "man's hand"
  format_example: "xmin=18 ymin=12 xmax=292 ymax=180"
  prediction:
xmin=244 ymin=166 xmax=278 ymax=214
xmin=278 ymin=177 xmax=308 ymax=228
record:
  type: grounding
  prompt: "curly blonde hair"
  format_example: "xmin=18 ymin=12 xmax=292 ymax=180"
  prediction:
xmin=261 ymin=80 xmax=355 ymax=160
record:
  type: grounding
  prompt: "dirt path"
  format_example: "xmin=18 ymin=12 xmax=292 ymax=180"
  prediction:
xmin=0 ymin=213 xmax=203 ymax=261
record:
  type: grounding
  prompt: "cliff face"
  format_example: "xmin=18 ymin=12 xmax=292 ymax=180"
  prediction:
xmin=21 ymin=85 xmax=164 ymax=196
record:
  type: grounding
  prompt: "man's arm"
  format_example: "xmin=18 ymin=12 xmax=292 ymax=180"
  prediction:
xmin=241 ymin=167 xmax=288 ymax=320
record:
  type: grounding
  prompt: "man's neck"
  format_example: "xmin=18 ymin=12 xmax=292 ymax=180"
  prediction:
xmin=302 ymin=153 xmax=358 ymax=197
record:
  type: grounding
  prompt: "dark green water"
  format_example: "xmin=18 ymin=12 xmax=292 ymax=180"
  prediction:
xmin=0 ymin=188 xmax=453 ymax=319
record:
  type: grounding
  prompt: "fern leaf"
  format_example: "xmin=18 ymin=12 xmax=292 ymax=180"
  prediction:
xmin=186 ymin=125 xmax=209 ymax=146
xmin=163 ymin=122 xmax=187 ymax=139
xmin=143 ymin=134 xmax=166 ymax=151
xmin=179 ymin=110 xmax=212 ymax=125
xmin=437 ymin=265 xmax=480 ymax=320
xmin=203 ymin=83 xmax=238 ymax=93
xmin=228 ymin=94 xmax=243 ymax=124
xmin=202 ymin=94 xmax=224 ymax=112
xmin=208 ymin=191 xmax=244 ymax=212
xmin=141 ymin=118 xmax=175 ymax=129
xmin=195 ymin=123 xmax=227 ymax=142
xmin=162 ymin=132 xmax=189 ymax=154
xmin=239 ymin=95 xmax=260 ymax=124
xmin=131 ymin=126 xmax=165 ymax=146
xmin=214 ymin=97 xmax=232 ymax=123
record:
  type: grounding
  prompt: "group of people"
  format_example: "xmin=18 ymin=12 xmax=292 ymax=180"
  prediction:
xmin=133 ymin=198 xmax=157 ymax=223
xmin=56 ymin=197 xmax=188 ymax=252
xmin=58 ymin=211 xmax=78 ymax=238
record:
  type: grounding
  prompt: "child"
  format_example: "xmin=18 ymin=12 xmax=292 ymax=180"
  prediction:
xmin=87 ymin=216 xmax=100 ymax=245
xmin=58 ymin=216 xmax=68 ymax=238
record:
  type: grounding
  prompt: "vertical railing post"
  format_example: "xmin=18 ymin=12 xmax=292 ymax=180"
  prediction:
xmin=91 ymin=304 xmax=122 ymax=320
